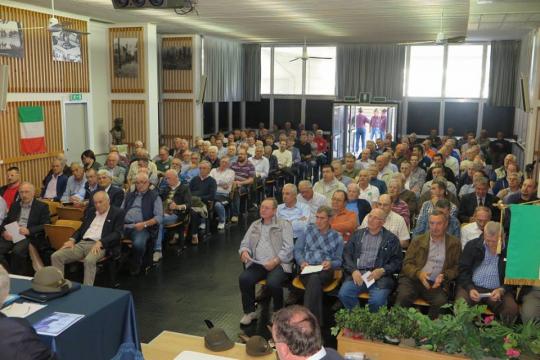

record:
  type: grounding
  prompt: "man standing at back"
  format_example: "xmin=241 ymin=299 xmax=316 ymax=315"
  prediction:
xmin=355 ymin=107 xmax=369 ymax=152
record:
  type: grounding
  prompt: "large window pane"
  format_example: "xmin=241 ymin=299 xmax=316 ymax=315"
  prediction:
xmin=445 ymin=45 xmax=483 ymax=98
xmin=406 ymin=101 xmax=440 ymax=135
xmin=274 ymin=98 xmax=301 ymax=128
xmin=483 ymin=45 xmax=491 ymax=99
xmin=407 ymin=46 xmax=444 ymax=97
xmin=261 ymin=47 xmax=271 ymax=94
xmin=444 ymin=102 xmax=478 ymax=136
xmin=305 ymin=47 xmax=336 ymax=95
xmin=273 ymin=47 xmax=303 ymax=95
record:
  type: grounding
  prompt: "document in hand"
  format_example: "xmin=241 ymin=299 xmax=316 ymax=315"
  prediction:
xmin=301 ymin=265 xmax=324 ymax=275
xmin=4 ymin=222 xmax=26 ymax=243
xmin=361 ymin=271 xmax=375 ymax=288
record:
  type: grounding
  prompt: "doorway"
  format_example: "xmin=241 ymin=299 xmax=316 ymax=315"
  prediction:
xmin=64 ymin=103 xmax=89 ymax=164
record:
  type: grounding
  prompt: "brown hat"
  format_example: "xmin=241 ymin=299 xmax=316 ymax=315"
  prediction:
xmin=204 ymin=328 xmax=234 ymax=352
xmin=246 ymin=335 xmax=273 ymax=357
xmin=32 ymin=266 xmax=72 ymax=293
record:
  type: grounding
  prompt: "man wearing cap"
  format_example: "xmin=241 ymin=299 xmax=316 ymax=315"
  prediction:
xmin=272 ymin=305 xmax=343 ymax=360
xmin=51 ymin=191 xmax=124 ymax=285
xmin=0 ymin=265 xmax=56 ymax=359
xmin=238 ymin=198 xmax=293 ymax=326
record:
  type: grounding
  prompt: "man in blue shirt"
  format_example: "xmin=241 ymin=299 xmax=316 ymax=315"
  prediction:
xmin=294 ymin=205 xmax=343 ymax=324
xmin=277 ymin=184 xmax=310 ymax=240
xmin=61 ymin=162 xmax=86 ymax=204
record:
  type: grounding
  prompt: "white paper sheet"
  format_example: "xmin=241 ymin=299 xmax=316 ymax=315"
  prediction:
xmin=301 ymin=265 xmax=323 ymax=275
xmin=361 ymin=271 xmax=375 ymax=288
xmin=4 ymin=222 xmax=26 ymax=243
xmin=174 ymin=351 xmax=237 ymax=360
xmin=34 ymin=312 xmax=85 ymax=336
xmin=1 ymin=302 xmax=47 ymax=318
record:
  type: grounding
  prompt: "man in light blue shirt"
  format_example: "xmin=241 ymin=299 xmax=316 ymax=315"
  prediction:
xmin=277 ymin=183 xmax=310 ymax=239
xmin=61 ymin=162 xmax=86 ymax=203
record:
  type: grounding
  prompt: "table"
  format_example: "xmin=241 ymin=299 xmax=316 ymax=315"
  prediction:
xmin=9 ymin=276 xmax=141 ymax=360
xmin=143 ymin=331 xmax=275 ymax=360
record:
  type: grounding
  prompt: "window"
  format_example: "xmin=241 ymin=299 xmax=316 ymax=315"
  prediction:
xmin=305 ymin=47 xmax=336 ymax=95
xmin=261 ymin=47 xmax=271 ymax=94
xmin=407 ymin=46 xmax=444 ymax=97
xmin=483 ymin=45 xmax=491 ymax=99
xmin=273 ymin=47 xmax=303 ymax=95
xmin=445 ymin=45 xmax=484 ymax=98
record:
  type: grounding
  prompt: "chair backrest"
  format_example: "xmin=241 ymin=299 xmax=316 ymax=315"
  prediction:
xmin=57 ymin=206 xmax=85 ymax=221
xmin=54 ymin=219 xmax=82 ymax=230
xmin=39 ymin=199 xmax=60 ymax=217
xmin=44 ymin=224 xmax=77 ymax=250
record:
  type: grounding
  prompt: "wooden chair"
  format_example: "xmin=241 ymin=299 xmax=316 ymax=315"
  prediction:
xmin=57 ymin=206 xmax=85 ymax=221
xmin=44 ymin=224 xmax=78 ymax=250
xmin=292 ymin=269 xmax=343 ymax=293
xmin=54 ymin=219 xmax=82 ymax=229
xmin=40 ymin=199 xmax=60 ymax=222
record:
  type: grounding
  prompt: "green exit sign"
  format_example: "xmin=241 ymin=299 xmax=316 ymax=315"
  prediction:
xmin=69 ymin=93 xmax=83 ymax=101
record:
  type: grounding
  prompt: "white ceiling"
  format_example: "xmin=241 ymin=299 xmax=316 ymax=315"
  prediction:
xmin=13 ymin=0 xmax=469 ymax=43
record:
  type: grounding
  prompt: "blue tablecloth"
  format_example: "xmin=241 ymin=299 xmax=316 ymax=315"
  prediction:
xmin=10 ymin=278 xmax=141 ymax=360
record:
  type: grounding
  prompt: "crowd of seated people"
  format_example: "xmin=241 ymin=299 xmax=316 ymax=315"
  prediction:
xmin=0 ymin=123 xmax=538 ymax=329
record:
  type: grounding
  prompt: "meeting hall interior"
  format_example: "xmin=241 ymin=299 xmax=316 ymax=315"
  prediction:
xmin=1 ymin=0 xmax=540 ymax=359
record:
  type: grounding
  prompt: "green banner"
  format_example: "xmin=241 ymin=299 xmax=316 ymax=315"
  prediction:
xmin=18 ymin=106 xmax=44 ymax=123
xmin=506 ymin=205 xmax=540 ymax=285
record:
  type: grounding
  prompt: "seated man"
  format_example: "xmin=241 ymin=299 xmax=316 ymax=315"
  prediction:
xmin=206 ymin=146 xmax=220 ymax=169
xmin=229 ymin=149 xmax=255 ymax=223
xmin=188 ymin=161 xmax=216 ymax=244
xmin=387 ymin=179 xmax=410 ymax=229
xmin=343 ymin=153 xmax=359 ymax=179
xmin=338 ymin=208 xmax=403 ymax=311
xmin=272 ymin=305 xmax=344 ymax=360
xmin=329 ymin=190 xmax=358 ymax=242
xmin=368 ymin=164 xmax=387 ymax=195
xmin=122 ymin=173 xmax=163 ymax=275
xmin=313 ymin=165 xmax=347 ymax=203
xmin=460 ymin=206 xmax=491 ymax=249
xmin=277 ymin=184 xmax=310 ymax=240
xmin=360 ymin=194 xmax=410 ymax=248
xmin=346 ymin=183 xmax=371 ymax=225
xmin=331 ymin=160 xmax=352 ymax=187
xmin=358 ymin=169 xmax=380 ymax=205
xmin=273 ymin=140 xmax=294 ymax=184
xmin=155 ymin=146 xmax=172 ymax=175
xmin=249 ymin=146 xmax=269 ymax=204
xmin=60 ymin=162 xmax=86 ymax=204
xmin=0 ymin=182 xmax=50 ymax=275
xmin=458 ymin=177 xmax=498 ymax=223
xmin=0 ymin=166 xmax=21 ymax=210
xmin=297 ymin=180 xmax=329 ymax=223
xmin=0 ymin=265 xmax=56 ymax=359
xmin=294 ymin=206 xmax=343 ymax=324
xmin=414 ymin=198 xmax=460 ymax=238
xmin=238 ymin=198 xmax=293 ymax=325
xmin=210 ymin=156 xmax=235 ymax=230
xmin=83 ymin=168 xmax=99 ymax=205
xmin=101 ymin=151 xmax=126 ymax=187
xmin=421 ymin=165 xmax=457 ymax=197
xmin=93 ymin=170 xmax=125 ymax=208
xmin=51 ymin=191 xmax=124 ymax=285
xmin=156 ymin=169 xmax=191 ymax=260
xmin=40 ymin=159 xmax=68 ymax=202
xmin=457 ymin=221 xmax=518 ymax=324
xmin=395 ymin=210 xmax=461 ymax=318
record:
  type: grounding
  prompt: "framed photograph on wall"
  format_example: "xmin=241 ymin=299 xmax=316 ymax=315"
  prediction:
xmin=162 ymin=45 xmax=192 ymax=70
xmin=113 ymin=37 xmax=138 ymax=78
xmin=51 ymin=30 xmax=82 ymax=63
xmin=0 ymin=19 xmax=24 ymax=58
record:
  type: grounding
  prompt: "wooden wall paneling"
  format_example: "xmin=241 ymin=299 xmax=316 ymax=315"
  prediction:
xmin=111 ymin=100 xmax=147 ymax=150
xmin=162 ymin=37 xmax=193 ymax=93
xmin=162 ymin=99 xmax=194 ymax=147
xmin=109 ymin=27 xmax=145 ymax=93
xmin=0 ymin=5 xmax=89 ymax=93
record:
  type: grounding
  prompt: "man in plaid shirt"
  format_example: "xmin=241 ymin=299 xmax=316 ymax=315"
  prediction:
xmin=294 ymin=205 xmax=343 ymax=324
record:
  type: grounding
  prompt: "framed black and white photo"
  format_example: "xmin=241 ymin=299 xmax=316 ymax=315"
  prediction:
xmin=162 ymin=45 xmax=192 ymax=70
xmin=0 ymin=19 xmax=24 ymax=58
xmin=113 ymin=37 xmax=138 ymax=78
xmin=51 ymin=30 xmax=81 ymax=63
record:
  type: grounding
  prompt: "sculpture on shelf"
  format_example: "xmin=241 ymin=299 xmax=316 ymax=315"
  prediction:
xmin=110 ymin=117 xmax=125 ymax=145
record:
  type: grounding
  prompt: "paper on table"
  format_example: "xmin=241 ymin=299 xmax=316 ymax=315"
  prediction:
xmin=361 ymin=271 xmax=375 ymax=288
xmin=175 ymin=351 xmax=236 ymax=360
xmin=301 ymin=265 xmax=323 ymax=275
xmin=4 ymin=222 xmax=26 ymax=243
xmin=34 ymin=312 xmax=85 ymax=336
xmin=1 ymin=302 xmax=47 ymax=318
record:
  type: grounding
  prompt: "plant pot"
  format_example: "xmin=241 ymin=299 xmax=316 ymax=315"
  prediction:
xmin=342 ymin=328 xmax=363 ymax=340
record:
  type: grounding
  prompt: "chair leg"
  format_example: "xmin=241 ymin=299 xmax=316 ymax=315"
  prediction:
xmin=108 ymin=259 xmax=119 ymax=288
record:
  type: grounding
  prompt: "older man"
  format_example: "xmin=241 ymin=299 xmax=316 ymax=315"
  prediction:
xmin=297 ymin=180 xmax=328 ymax=223
xmin=155 ymin=146 xmax=172 ymax=174
xmin=338 ymin=208 xmax=403 ymax=311
xmin=238 ymin=198 xmax=293 ymax=325
xmin=92 ymin=170 xmax=125 ymax=209
xmin=101 ymin=152 xmax=126 ymax=187
xmin=0 ymin=183 xmax=50 ymax=275
xmin=210 ymin=156 xmax=235 ymax=230
xmin=396 ymin=210 xmax=461 ymax=318
xmin=331 ymin=160 xmax=352 ymax=187
xmin=358 ymin=169 xmax=379 ymax=205
xmin=329 ymin=190 xmax=358 ymax=242
xmin=122 ymin=173 xmax=163 ymax=275
xmin=313 ymin=165 xmax=347 ymax=203
xmin=346 ymin=183 xmax=371 ymax=225
xmin=277 ymin=184 xmax=310 ymax=240
xmin=83 ymin=168 xmax=99 ymax=204
xmin=294 ymin=206 xmax=343 ymax=324
xmin=458 ymin=177 xmax=498 ymax=223
xmin=360 ymin=194 xmax=410 ymax=248
xmin=457 ymin=221 xmax=518 ymax=324
xmin=460 ymin=206 xmax=491 ymax=248
xmin=402 ymin=157 xmax=426 ymax=196
xmin=230 ymin=149 xmax=255 ymax=223
xmin=387 ymin=179 xmax=411 ymax=229
xmin=41 ymin=159 xmax=68 ymax=202
xmin=206 ymin=146 xmax=220 ymax=169
xmin=61 ymin=162 xmax=87 ymax=204
xmin=189 ymin=161 xmax=217 ymax=244
xmin=52 ymin=191 xmax=124 ymax=285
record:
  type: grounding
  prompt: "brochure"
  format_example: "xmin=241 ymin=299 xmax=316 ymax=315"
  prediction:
xmin=34 ymin=312 xmax=84 ymax=336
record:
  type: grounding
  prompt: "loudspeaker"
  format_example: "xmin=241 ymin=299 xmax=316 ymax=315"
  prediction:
xmin=197 ymin=74 xmax=207 ymax=104
xmin=0 ymin=64 xmax=8 ymax=112
xmin=111 ymin=0 xmax=190 ymax=9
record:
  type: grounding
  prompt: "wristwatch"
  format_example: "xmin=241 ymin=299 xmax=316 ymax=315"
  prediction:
xmin=144 ymin=222 xmax=147 ymax=228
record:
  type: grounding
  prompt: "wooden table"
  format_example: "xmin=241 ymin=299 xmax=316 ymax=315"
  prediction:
xmin=143 ymin=331 xmax=275 ymax=360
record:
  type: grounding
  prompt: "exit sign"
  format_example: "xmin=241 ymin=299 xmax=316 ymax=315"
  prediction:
xmin=69 ymin=93 xmax=82 ymax=101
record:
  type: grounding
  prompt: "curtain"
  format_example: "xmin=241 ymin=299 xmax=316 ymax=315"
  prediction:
xmin=242 ymin=43 xmax=261 ymax=102
xmin=204 ymin=36 xmax=243 ymax=102
xmin=336 ymin=44 xmax=405 ymax=101
xmin=488 ymin=40 xmax=521 ymax=107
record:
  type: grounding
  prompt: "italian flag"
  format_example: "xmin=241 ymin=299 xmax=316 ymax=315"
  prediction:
xmin=18 ymin=106 xmax=46 ymax=154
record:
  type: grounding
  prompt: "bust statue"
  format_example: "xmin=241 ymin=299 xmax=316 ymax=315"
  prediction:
xmin=110 ymin=117 xmax=125 ymax=145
